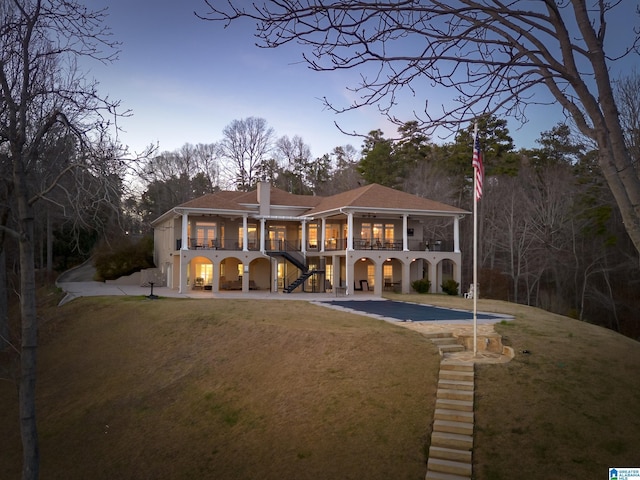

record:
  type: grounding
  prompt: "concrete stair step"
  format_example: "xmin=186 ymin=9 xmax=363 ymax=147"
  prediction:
xmin=435 ymin=398 xmax=474 ymax=412
xmin=425 ymin=471 xmax=471 ymax=480
xmin=422 ymin=332 xmax=455 ymax=339
xmin=427 ymin=457 xmax=472 ymax=477
xmin=437 ymin=388 xmax=474 ymax=401
xmin=440 ymin=361 xmax=474 ymax=372
xmin=439 ymin=369 xmax=474 ymax=381
xmin=431 ymin=431 xmax=473 ymax=450
xmin=435 ymin=408 xmax=474 ymax=423
xmin=433 ymin=419 xmax=474 ymax=436
xmin=437 ymin=343 xmax=465 ymax=352
xmin=438 ymin=379 xmax=474 ymax=391
xmin=429 ymin=445 xmax=472 ymax=463
xmin=430 ymin=337 xmax=460 ymax=345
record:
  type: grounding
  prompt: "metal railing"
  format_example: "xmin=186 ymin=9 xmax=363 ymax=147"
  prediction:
xmin=177 ymin=237 xmax=454 ymax=252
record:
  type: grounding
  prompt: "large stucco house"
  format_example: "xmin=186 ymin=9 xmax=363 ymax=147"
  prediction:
xmin=151 ymin=182 xmax=468 ymax=296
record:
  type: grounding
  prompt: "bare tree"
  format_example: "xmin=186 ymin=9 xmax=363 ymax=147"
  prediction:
xmin=403 ymin=155 xmax=456 ymax=206
xmin=219 ymin=117 xmax=274 ymax=191
xmin=0 ymin=2 xmax=128 ymax=478
xmin=193 ymin=142 xmax=221 ymax=189
xmin=200 ymin=1 xmax=640 ymax=255
xmin=322 ymin=144 xmax=362 ymax=194
xmin=615 ymin=70 xmax=640 ymax=173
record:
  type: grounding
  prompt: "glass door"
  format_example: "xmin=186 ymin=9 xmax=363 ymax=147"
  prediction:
xmin=268 ymin=225 xmax=286 ymax=250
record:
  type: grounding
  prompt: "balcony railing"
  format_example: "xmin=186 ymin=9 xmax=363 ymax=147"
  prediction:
xmin=352 ymin=238 xmax=453 ymax=252
xmin=177 ymin=237 xmax=454 ymax=252
xmin=180 ymin=237 xmax=258 ymax=251
xmin=324 ymin=237 xmax=346 ymax=251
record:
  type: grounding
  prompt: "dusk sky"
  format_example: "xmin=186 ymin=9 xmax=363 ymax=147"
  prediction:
xmin=89 ymin=1 xmax=638 ymax=159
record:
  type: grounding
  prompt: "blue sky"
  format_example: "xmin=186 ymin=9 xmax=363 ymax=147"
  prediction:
xmin=89 ymin=0 xmax=638 ymax=159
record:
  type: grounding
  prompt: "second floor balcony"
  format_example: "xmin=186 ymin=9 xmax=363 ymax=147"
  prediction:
xmin=178 ymin=236 xmax=454 ymax=253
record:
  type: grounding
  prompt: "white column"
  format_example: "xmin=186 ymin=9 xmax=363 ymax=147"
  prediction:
xmin=181 ymin=212 xmax=188 ymax=250
xmin=301 ymin=220 xmax=307 ymax=254
xmin=374 ymin=260 xmax=383 ymax=296
xmin=429 ymin=260 xmax=438 ymax=293
xmin=260 ymin=218 xmax=266 ymax=252
xmin=320 ymin=218 xmax=326 ymax=252
xmin=178 ymin=252 xmax=188 ymax=293
xmin=345 ymin=252 xmax=351 ymax=295
xmin=242 ymin=215 xmax=248 ymax=251
xmin=212 ymin=262 xmax=220 ymax=292
xmin=402 ymin=214 xmax=409 ymax=251
xmin=346 ymin=212 xmax=353 ymax=251
xmin=271 ymin=256 xmax=278 ymax=292
xmin=401 ymin=259 xmax=411 ymax=293
xmin=454 ymin=216 xmax=461 ymax=253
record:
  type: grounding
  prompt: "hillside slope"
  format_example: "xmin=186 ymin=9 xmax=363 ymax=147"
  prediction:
xmin=2 ymin=294 xmax=639 ymax=479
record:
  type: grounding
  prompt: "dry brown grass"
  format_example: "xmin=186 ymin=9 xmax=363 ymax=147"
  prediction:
xmin=3 ymin=292 xmax=640 ymax=479
xmin=388 ymin=293 xmax=640 ymax=480
xmin=1 ymin=296 xmax=439 ymax=480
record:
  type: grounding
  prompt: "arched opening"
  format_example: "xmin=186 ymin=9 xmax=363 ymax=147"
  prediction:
xmin=383 ymin=257 xmax=402 ymax=292
xmin=354 ymin=256 xmax=375 ymax=292
xmin=436 ymin=258 xmax=458 ymax=293
xmin=249 ymin=257 xmax=270 ymax=290
xmin=219 ymin=256 xmax=243 ymax=290
xmin=189 ymin=255 xmax=213 ymax=290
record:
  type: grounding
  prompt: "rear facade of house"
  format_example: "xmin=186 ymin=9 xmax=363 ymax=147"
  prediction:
xmin=151 ymin=182 xmax=468 ymax=296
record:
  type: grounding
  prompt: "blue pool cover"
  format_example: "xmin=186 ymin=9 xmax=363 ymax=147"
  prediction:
xmin=328 ymin=300 xmax=505 ymax=322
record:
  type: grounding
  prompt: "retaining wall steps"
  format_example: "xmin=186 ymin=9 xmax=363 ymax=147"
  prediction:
xmin=435 ymin=398 xmax=474 ymax=412
xmin=427 ymin=457 xmax=472 ymax=477
xmin=438 ymin=378 xmax=474 ymax=391
xmin=425 ymin=470 xmax=472 ymax=480
xmin=425 ymin=332 xmax=465 ymax=354
xmin=435 ymin=408 xmax=474 ymax=423
xmin=426 ymin=361 xmax=474 ymax=480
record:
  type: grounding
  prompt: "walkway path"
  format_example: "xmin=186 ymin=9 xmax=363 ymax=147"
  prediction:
xmin=417 ymin=329 xmax=513 ymax=480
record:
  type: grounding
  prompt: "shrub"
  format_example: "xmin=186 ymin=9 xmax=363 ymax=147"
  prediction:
xmin=411 ymin=278 xmax=431 ymax=294
xmin=94 ymin=236 xmax=155 ymax=281
xmin=441 ymin=279 xmax=459 ymax=296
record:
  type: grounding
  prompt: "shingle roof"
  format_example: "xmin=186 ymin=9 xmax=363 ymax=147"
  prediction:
xmin=233 ymin=186 xmax=324 ymax=207
xmin=168 ymin=183 xmax=467 ymax=218
xmin=179 ymin=191 xmax=251 ymax=211
xmin=304 ymin=184 xmax=468 ymax=215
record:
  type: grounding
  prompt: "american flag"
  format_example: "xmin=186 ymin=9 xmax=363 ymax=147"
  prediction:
xmin=472 ymin=134 xmax=484 ymax=201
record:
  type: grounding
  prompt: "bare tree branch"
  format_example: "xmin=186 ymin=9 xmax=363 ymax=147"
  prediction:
xmin=199 ymin=0 xmax=640 ymax=254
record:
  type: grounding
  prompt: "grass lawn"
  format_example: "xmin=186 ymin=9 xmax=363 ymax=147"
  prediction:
xmin=1 ymin=295 xmax=438 ymax=480
xmin=2 ymin=292 xmax=640 ymax=479
xmin=389 ymin=293 xmax=640 ymax=480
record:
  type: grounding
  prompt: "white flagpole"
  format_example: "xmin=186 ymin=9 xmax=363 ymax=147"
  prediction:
xmin=473 ymin=122 xmax=478 ymax=356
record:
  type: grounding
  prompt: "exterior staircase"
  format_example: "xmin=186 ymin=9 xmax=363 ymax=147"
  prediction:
xmin=266 ymin=248 xmax=324 ymax=293
xmin=282 ymin=269 xmax=323 ymax=293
